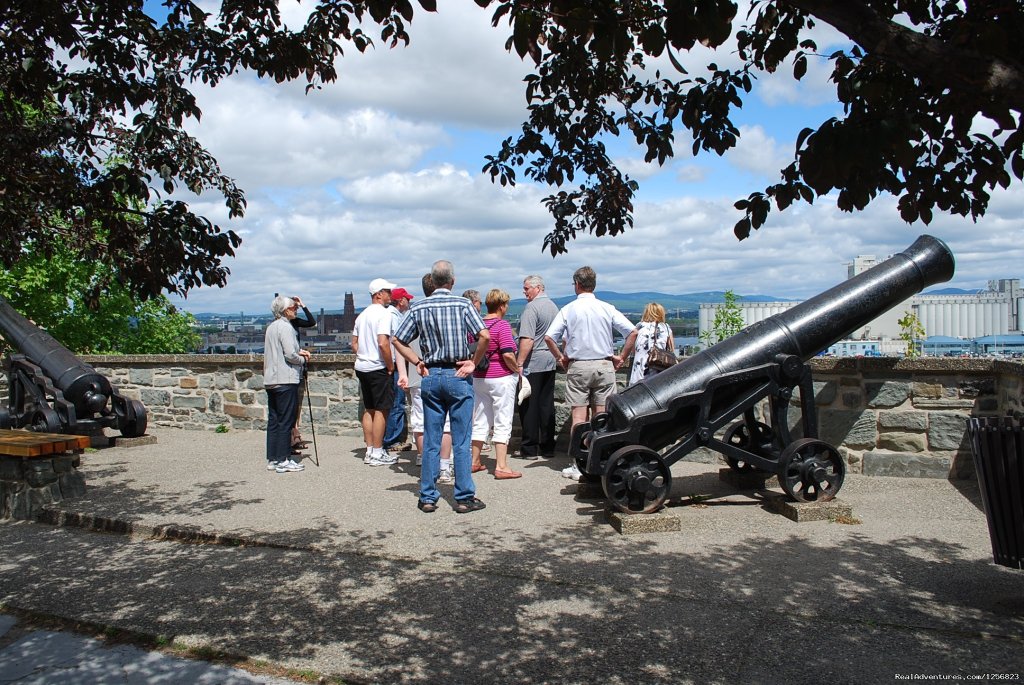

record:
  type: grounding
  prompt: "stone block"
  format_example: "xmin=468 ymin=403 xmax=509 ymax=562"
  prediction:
xmin=912 ymin=382 xmax=943 ymax=400
xmin=224 ymin=403 xmax=263 ymax=419
xmin=813 ymin=380 xmax=837 ymax=405
xmin=246 ymin=375 xmax=265 ymax=390
xmin=877 ymin=411 xmax=928 ymax=431
xmin=329 ymin=402 xmax=360 ymax=423
xmin=140 ymin=388 xmax=171 ymax=407
xmin=606 ymin=506 xmax=681 ymax=534
xmin=927 ymin=411 xmax=971 ymax=451
xmin=214 ymin=373 xmax=235 ymax=389
xmin=112 ymin=434 xmax=157 ymax=448
xmin=765 ymin=495 xmax=853 ymax=523
xmin=172 ymin=395 xmax=208 ymax=410
xmin=819 ymin=410 xmax=877 ymax=449
xmin=841 ymin=392 xmax=862 ymax=409
xmin=862 ymin=450 xmax=951 ymax=478
xmin=914 ymin=399 xmax=976 ymax=410
xmin=235 ymin=369 xmax=254 ymax=382
xmin=128 ymin=368 xmax=154 ymax=385
xmin=866 ymin=381 xmax=911 ymax=408
xmin=0 ymin=457 xmax=23 ymax=480
xmin=25 ymin=460 xmax=58 ymax=487
xmin=179 ymin=377 xmax=198 ymax=389
xmin=153 ymin=376 xmax=178 ymax=387
xmin=52 ymin=455 xmax=76 ymax=474
xmin=959 ymin=378 xmax=995 ymax=398
xmin=877 ymin=431 xmax=927 ymax=453
xmin=341 ymin=379 xmax=360 ymax=398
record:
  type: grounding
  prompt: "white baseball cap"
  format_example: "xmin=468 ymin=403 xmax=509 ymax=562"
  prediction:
xmin=368 ymin=278 xmax=397 ymax=295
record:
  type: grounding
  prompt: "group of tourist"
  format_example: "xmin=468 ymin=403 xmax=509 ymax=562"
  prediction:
xmin=262 ymin=260 xmax=679 ymax=512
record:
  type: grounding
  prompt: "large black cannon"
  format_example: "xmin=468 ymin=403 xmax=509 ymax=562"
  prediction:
xmin=571 ymin=234 xmax=955 ymax=514
xmin=0 ymin=296 xmax=147 ymax=437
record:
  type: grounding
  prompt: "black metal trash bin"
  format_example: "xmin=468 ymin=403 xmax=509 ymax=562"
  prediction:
xmin=966 ymin=416 xmax=1024 ymax=569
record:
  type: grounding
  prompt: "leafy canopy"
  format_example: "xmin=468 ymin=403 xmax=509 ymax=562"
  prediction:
xmin=0 ymin=0 xmax=436 ymax=301
xmin=0 ymin=242 xmax=201 ymax=354
xmin=477 ymin=0 xmax=1024 ymax=254
xmin=4 ymin=0 xmax=1022 ymax=286
xmin=700 ymin=289 xmax=744 ymax=346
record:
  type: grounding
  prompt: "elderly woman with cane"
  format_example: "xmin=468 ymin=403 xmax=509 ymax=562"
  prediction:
xmin=264 ymin=295 xmax=310 ymax=473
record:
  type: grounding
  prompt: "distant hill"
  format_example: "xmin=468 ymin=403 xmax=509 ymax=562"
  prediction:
xmin=190 ymin=290 xmax=798 ymax=322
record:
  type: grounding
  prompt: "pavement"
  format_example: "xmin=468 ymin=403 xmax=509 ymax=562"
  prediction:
xmin=0 ymin=427 xmax=1022 ymax=684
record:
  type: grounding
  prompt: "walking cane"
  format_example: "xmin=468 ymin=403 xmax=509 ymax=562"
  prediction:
xmin=303 ymin=368 xmax=320 ymax=467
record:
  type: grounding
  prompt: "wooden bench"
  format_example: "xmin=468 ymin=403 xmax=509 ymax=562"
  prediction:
xmin=0 ymin=429 xmax=90 ymax=458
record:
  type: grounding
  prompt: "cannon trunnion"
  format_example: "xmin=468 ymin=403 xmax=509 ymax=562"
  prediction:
xmin=572 ymin=235 xmax=956 ymax=514
xmin=0 ymin=297 xmax=147 ymax=437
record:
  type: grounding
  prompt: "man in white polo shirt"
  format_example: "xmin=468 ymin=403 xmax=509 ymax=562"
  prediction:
xmin=545 ymin=266 xmax=637 ymax=481
xmin=353 ymin=277 xmax=397 ymax=466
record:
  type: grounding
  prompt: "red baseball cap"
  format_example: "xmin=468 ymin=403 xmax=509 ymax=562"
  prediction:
xmin=391 ymin=287 xmax=414 ymax=301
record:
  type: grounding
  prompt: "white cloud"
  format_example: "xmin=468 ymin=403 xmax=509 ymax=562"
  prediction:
xmin=164 ymin=3 xmax=1023 ymax=315
xmin=726 ymin=125 xmax=790 ymax=179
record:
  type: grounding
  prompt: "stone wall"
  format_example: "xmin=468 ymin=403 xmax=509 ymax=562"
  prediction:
xmin=1 ymin=355 xmax=1021 ymax=480
xmin=806 ymin=357 xmax=1022 ymax=479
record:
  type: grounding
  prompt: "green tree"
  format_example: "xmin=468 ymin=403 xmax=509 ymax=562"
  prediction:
xmin=897 ymin=310 xmax=926 ymax=359
xmin=0 ymin=244 xmax=200 ymax=354
xmin=479 ymin=1 xmax=1024 ymax=254
xmin=0 ymin=0 xmax=435 ymax=300
xmin=700 ymin=290 xmax=744 ymax=347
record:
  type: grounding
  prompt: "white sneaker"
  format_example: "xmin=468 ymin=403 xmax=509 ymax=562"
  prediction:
xmin=415 ymin=454 xmax=422 ymax=466
xmin=369 ymin=451 xmax=398 ymax=467
xmin=364 ymin=449 xmax=373 ymax=464
xmin=266 ymin=462 xmax=278 ymax=471
xmin=280 ymin=459 xmax=304 ymax=472
xmin=437 ymin=467 xmax=454 ymax=484
xmin=561 ymin=463 xmax=582 ymax=481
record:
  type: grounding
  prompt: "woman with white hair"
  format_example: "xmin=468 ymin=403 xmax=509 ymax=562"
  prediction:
xmin=263 ymin=295 xmax=311 ymax=473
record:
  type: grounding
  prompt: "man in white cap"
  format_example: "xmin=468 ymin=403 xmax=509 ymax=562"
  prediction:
xmin=353 ymin=277 xmax=398 ymax=466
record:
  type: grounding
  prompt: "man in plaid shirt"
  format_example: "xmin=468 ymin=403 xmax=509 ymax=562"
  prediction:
xmin=394 ymin=260 xmax=490 ymax=514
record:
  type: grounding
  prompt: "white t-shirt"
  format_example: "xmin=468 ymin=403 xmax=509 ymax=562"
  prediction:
xmin=353 ymin=303 xmax=392 ymax=372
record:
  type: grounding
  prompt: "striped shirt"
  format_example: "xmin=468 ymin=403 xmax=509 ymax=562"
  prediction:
xmin=394 ymin=288 xmax=487 ymax=364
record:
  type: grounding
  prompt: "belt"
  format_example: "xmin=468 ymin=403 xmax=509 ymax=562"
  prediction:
xmin=425 ymin=361 xmax=464 ymax=369
xmin=575 ymin=357 xmax=612 ymax=362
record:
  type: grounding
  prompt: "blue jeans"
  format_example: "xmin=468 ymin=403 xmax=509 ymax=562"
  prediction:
xmin=266 ymin=384 xmax=299 ymax=463
xmin=383 ymin=370 xmax=406 ymax=448
xmin=420 ymin=368 xmax=475 ymax=504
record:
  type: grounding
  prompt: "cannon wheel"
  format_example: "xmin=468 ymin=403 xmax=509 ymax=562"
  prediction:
xmin=723 ymin=420 xmax=774 ymax=472
xmin=776 ymin=438 xmax=845 ymax=502
xmin=602 ymin=445 xmax=671 ymax=515
xmin=120 ymin=399 xmax=148 ymax=438
xmin=31 ymin=407 xmax=62 ymax=433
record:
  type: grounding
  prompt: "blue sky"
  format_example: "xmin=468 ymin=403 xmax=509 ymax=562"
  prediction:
xmin=149 ymin=2 xmax=1022 ymax=315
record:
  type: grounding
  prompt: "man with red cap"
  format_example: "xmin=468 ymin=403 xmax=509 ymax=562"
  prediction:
xmin=383 ymin=286 xmax=415 ymax=454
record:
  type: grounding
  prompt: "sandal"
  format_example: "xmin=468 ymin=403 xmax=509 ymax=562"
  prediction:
xmin=471 ymin=463 xmax=488 ymax=473
xmin=494 ymin=469 xmax=522 ymax=480
xmin=453 ymin=498 xmax=486 ymax=514
xmin=417 ymin=500 xmax=438 ymax=513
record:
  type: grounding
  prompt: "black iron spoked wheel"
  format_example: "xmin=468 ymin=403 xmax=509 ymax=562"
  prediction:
xmin=723 ymin=421 xmax=774 ymax=472
xmin=602 ymin=445 xmax=671 ymax=514
xmin=119 ymin=399 xmax=148 ymax=438
xmin=776 ymin=438 xmax=846 ymax=502
xmin=31 ymin=407 xmax=62 ymax=433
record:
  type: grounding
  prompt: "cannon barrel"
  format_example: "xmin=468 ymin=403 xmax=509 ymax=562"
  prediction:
xmin=599 ymin=234 xmax=955 ymax=451
xmin=0 ymin=298 xmax=112 ymax=417
xmin=0 ymin=296 xmax=147 ymax=436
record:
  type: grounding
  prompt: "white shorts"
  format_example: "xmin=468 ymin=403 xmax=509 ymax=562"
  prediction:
xmin=410 ymin=387 xmax=450 ymax=434
xmin=471 ymin=374 xmax=518 ymax=443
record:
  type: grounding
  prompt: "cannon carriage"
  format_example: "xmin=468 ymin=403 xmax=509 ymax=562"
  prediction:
xmin=571 ymin=235 xmax=956 ymax=514
xmin=0 ymin=296 xmax=147 ymax=437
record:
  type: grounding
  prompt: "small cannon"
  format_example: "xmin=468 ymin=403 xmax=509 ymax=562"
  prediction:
xmin=0 ymin=296 xmax=147 ymax=437
xmin=571 ymin=235 xmax=955 ymax=513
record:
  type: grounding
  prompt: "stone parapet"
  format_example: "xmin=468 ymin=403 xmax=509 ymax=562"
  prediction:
xmin=0 ymin=355 xmax=1020 ymax=481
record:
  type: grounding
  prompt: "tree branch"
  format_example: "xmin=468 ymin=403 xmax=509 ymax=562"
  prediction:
xmin=782 ymin=0 xmax=1024 ymax=112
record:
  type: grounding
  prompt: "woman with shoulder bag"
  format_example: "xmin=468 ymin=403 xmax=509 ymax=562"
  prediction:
xmin=628 ymin=302 xmax=676 ymax=386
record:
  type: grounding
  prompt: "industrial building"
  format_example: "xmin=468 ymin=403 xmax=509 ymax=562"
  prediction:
xmin=699 ymin=255 xmax=1022 ymax=356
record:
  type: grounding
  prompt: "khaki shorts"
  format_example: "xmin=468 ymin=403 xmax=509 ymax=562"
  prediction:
xmin=564 ymin=359 xmax=617 ymax=408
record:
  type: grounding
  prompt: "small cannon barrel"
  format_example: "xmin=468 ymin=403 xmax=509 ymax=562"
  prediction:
xmin=600 ymin=234 xmax=955 ymax=448
xmin=0 ymin=296 xmax=112 ymax=417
